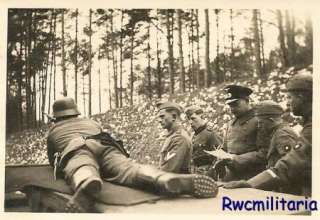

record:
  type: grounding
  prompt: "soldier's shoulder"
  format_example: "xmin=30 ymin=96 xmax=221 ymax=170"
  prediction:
xmin=276 ymin=124 xmax=299 ymax=137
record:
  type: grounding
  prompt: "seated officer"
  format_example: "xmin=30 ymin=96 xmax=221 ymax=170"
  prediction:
xmin=158 ymin=102 xmax=192 ymax=174
xmin=209 ymin=85 xmax=268 ymax=181
xmin=184 ymin=105 xmax=222 ymax=174
xmin=224 ymin=100 xmax=299 ymax=194
xmin=223 ymin=73 xmax=312 ymax=196
xmin=47 ymin=98 xmax=219 ymax=212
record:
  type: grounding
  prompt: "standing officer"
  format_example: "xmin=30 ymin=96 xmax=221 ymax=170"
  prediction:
xmin=223 ymin=73 xmax=312 ymax=196
xmin=47 ymin=98 xmax=219 ymax=212
xmin=158 ymin=102 xmax=192 ymax=174
xmin=209 ymin=85 xmax=268 ymax=181
xmin=184 ymin=106 xmax=222 ymax=174
xmin=224 ymin=100 xmax=299 ymax=194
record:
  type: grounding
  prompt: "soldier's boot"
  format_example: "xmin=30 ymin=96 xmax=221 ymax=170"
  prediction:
xmin=65 ymin=166 xmax=103 ymax=213
xmin=135 ymin=166 xmax=219 ymax=198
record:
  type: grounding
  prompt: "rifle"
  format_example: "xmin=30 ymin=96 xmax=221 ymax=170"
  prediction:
xmin=43 ymin=112 xmax=56 ymax=123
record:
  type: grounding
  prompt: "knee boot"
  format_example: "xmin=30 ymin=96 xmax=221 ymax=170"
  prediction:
xmin=66 ymin=165 xmax=103 ymax=212
xmin=134 ymin=165 xmax=219 ymax=198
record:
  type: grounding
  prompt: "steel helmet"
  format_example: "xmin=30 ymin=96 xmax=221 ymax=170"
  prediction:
xmin=52 ymin=97 xmax=80 ymax=118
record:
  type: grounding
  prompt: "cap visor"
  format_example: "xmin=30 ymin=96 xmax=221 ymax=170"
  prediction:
xmin=226 ymin=99 xmax=239 ymax=104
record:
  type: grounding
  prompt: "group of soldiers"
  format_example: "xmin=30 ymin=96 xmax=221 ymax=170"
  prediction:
xmin=46 ymin=72 xmax=312 ymax=212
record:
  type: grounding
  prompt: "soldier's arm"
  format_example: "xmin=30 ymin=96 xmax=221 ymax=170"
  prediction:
xmin=47 ymin=136 xmax=55 ymax=167
xmin=160 ymin=136 xmax=190 ymax=173
xmin=246 ymin=137 xmax=311 ymax=190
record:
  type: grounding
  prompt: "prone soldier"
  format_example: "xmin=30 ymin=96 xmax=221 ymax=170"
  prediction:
xmin=47 ymin=98 xmax=219 ymax=212
xmin=184 ymin=105 xmax=222 ymax=174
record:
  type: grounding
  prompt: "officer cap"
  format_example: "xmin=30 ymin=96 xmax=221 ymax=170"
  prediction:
xmin=255 ymin=100 xmax=284 ymax=117
xmin=158 ymin=102 xmax=183 ymax=114
xmin=52 ymin=97 xmax=80 ymax=118
xmin=185 ymin=106 xmax=204 ymax=118
xmin=224 ymin=85 xmax=253 ymax=104
xmin=287 ymin=73 xmax=312 ymax=92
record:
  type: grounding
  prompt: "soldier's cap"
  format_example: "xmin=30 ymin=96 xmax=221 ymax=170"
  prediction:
xmin=255 ymin=100 xmax=284 ymax=117
xmin=185 ymin=106 xmax=204 ymax=118
xmin=158 ymin=101 xmax=183 ymax=114
xmin=52 ymin=97 xmax=81 ymax=118
xmin=224 ymin=85 xmax=253 ymax=104
xmin=286 ymin=72 xmax=313 ymax=92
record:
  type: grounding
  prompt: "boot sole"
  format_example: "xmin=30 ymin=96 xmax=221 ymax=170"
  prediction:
xmin=164 ymin=174 xmax=218 ymax=198
xmin=65 ymin=178 xmax=102 ymax=213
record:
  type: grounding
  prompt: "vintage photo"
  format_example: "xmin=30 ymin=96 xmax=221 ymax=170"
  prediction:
xmin=5 ymin=7 xmax=314 ymax=214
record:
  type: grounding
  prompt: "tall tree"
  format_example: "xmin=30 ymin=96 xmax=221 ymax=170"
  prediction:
xmin=229 ymin=9 xmax=235 ymax=79
xmin=166 ymin=10 xmax=174 ymax=94
xmin=276 ymin=10 xmax=289 ymax=68
xmin=61 ymin=9 xmax=67 ymax=97
xmin=195 ymin=9 xmax=200 ymax=88
xmin=204 ymin=9 xmax=210 ymax=88
xmin=258 ymin=11 xmax=266 ymax=75
xmin=156 ymin=9 xmax=162 ymax=98
xmin=252 ymin=9 xmax=262 ymax=77
xmin=215 ymin=9 xmax=223 ymax=83
xmin=177 ymin=9 xmax=186 ymax=92
xmin=88 ymin=9 xmax=92 ymax=116
xmin=119 ymin=10 xmax=124 ymax=107
xmin=74 ymin=9 xmax=79 ymax=103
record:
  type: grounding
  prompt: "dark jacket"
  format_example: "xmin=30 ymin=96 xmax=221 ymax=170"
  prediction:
xmin=223 ymin=109 xmax=268 ymax=180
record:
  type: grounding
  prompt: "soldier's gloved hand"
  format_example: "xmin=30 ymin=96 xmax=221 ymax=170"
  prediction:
xmin=223 ymin=180 xmax=252 ymax=189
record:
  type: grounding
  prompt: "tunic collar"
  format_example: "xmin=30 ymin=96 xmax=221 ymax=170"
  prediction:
xmin=231 ymin=108 xmax=255 ymax=125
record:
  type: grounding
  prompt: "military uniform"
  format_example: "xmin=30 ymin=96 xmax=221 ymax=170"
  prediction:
xmin=238 ymin=73 xmax=312 ymax=196
xmin=159 ymin=125 xmax=192 ymax=174
xmin=191 ymin=123 xmax=221 ymax=174
xmin=47 ymin=117 xmax=141 ymax=188
xmin=222 ymin=109 xmax=267 ymax=180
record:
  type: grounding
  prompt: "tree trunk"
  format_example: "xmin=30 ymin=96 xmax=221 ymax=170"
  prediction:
xmin=204 ymin=9 xmax=210 ymax=88
xmin=98 ymin=50 xmax=101 ymax=113
xmin=276 ymin=10 xmax=289 ymax=68
xmin=166 ymin=10 xmax=174 ymax=94
xmin=156 ymin=9 xmax=162 ymax=98
xmin=215 ymin=9 xmax=222 ymax=83
xmin=119 ymin=11 xmax=124 ymax=107
xmin=230 ymin=9 xmax=235 ymax=79
xmin=252 ymin=9 xmax=262 ymax=77
xmin=196 ymin=9 xmax=200 ymax=88
xmin=191 ymin=9 xmax=195 ymax=90
xmin=88 ymin=9 xmax=92 ymax=116
xmin=61 ymin=9 xmax=67 ymax=97
xmin=75 ymin=9 xmax=78 ymax=103
xmin=25 ymin=10 xmax=32 ymax=128
xmin=18 ymin=15 xmax=24 ymax=130
xmin=130 ymin=28 xmax=134 ymax=106
xmin=48 ymin=9 xmax=57 ymax=114
xmin=147 ymin=22 xmax=152 ymax=99
xmin=110 ymin=11 xmax=119 ymax=108
xmin=258 ymin=11 xmax=266 ymax=76
xmin=177 ymin=9 xmax=185 ymax=92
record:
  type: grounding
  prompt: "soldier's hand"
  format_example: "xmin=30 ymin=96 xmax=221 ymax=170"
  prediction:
xmin=223 ymin=180 xmax=252 ymax=189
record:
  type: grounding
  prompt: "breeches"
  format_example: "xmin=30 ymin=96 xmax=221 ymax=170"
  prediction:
xmin=63 ymin=146 xmax=141 ymax=187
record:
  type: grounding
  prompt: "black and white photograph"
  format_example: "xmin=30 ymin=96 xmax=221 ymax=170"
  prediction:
xmin=2 ymin=0 xmax=318 ymax=216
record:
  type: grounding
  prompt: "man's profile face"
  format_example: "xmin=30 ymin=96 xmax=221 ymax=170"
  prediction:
xmin=158 ymin=109 xmax=174 ymax=130
xmin=228 ymin=99 xmax=249 ymax=117
xmin=188 ymin=113 xmax=204 ymax=131
xmin=287 ymin=91 xmax=304 ymax=116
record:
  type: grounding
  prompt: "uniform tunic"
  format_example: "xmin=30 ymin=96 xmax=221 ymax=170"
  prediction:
xmin=271 ymin=116 xmax=312 ymax=196
xmin=159 ymin=125 xmax=192 ymax=174
xmin=191 ymin=124 xmax=222 ymax=174
xmin=47 ymin=117 xmax=141 ymax=187
xmin=223 ymin=109 xmax=268 ymax=180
